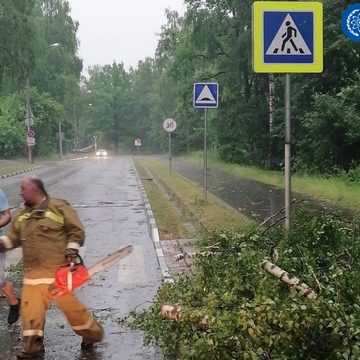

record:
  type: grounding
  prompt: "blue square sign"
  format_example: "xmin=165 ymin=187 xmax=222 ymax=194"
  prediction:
xmin=264 ymin=11 xmax=314 ymax=64
xmin=193 ymin=83 xmax=219 ymax=108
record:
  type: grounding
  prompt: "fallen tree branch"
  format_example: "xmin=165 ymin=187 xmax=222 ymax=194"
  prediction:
xmin=173 ymin=251 xmax=217 ymax=261
xmin=260 ymin=199 xmax=305 ymax=228
xmin=174 ymin=243 xmax=220 ymax=262
xmin=262 ymin=260 xmax=318 ymax=299
xmin=161 ymin=304 xmax=210 ymax=328
xmin=161 ymin=304 xmax=181 ymax=321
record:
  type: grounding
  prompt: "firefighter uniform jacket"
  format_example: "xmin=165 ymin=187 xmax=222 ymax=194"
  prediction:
xmin=0 ymin=197 xmax=84 ymax=282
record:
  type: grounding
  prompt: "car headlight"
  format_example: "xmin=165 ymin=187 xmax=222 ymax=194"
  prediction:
xmin=103 ymin=151 xmax=107 ymax=156
xmin=96 ymin=151 xmax=100 ymax=156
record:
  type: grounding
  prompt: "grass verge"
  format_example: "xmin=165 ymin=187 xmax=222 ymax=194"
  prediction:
xmin=0 ymin=154 xmax=78 ymax=177
xmin=134 ymin=158 xmax=190 ymax=239
xmin=0 ymin=159 xmax=38 ymax=176
xmin=184 ymin=152 xmax=360 ymax=210
xmin=134 ymin=156 xmax=250 ymax=235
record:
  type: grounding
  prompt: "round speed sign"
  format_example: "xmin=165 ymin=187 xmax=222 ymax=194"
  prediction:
xmin=163 ymin=118 xmax=177 ymax=133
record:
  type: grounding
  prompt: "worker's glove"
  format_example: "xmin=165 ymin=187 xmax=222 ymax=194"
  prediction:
xmin=65 ymin=248 xmax=79 ymax=266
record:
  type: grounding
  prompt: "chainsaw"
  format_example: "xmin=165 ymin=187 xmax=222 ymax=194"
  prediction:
xmin=50 ymin=244 xmax=133 ymax=299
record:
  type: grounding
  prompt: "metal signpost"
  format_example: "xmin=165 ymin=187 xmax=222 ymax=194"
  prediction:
xmin=163 ymin=118 xmax=177 ymax=175
xmin=193 ymin=82 xmax=219 ymax=202
xmin=253 ymin=1 xmax=323 ymax=231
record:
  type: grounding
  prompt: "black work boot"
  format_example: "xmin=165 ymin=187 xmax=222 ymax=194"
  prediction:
xmin=81 ymin=337 xmax=95 ymax=350
xmin=8 ymin=297 xmax=20 ymax=324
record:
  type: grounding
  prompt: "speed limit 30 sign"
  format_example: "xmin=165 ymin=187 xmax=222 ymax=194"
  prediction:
xmin=163 ymin=118 xmax=177 ymax=132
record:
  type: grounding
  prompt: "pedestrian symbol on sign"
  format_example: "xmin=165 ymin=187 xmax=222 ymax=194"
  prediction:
xmin=266 ymin=14 xmax=311 ymax=55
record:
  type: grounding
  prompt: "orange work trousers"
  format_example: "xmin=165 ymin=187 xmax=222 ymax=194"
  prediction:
xmin=21 ymin=283 xmax=104 ymax=354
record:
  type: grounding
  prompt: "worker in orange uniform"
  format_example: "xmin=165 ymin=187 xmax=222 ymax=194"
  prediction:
xmin=0 ymin=176 xmax=104 ymax=359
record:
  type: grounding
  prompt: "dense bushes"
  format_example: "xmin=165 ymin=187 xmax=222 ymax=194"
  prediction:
xmin=131 ymin=207 xmax=360 ymax=359
xmin=0 ymin=96 xmax=25 ymax=157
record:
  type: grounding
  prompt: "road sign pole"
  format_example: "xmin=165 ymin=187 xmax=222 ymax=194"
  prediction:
xmin=284 ymin=74 xmax=291 ymax=231
xmin=163 ymin=118 xmax=177 ymax=175
xmin=203 ymin=108 xmax=208 ymax=203
xmin=193 ymin=82 xmax=218 ymax=203
xmin=169 ymin=132 xmax=172 ymax=176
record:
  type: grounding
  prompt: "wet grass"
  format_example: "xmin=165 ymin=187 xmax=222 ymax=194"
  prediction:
xmin=134 ymin=156 xmax=250 ymax=234
xmin=0 ymin=154 xmax=78 ymax=176
xmin=0 ymin=159 xmax=37 ymax=175
xmin=184 ymin=152 xmax=360 ymax=210
xmin=134 ymin=158 xmax=190 ymax=239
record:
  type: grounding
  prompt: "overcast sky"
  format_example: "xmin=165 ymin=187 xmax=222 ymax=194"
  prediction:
xmin=67 ymin=0 xmax=185 ymax=72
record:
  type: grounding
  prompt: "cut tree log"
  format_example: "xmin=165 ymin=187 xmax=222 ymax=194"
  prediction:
xmin=161 ymin=304 xmax=181 ymax=321
xmin=262 ymin=260 xmax=318 ymax=299
xmin=161 ymin=304 xmax=210 ymax=328
xmin=173 ymin=251 xmax=217 ymax=261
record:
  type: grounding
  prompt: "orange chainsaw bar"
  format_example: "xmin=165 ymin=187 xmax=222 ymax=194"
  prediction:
xmin=51 ymin=245 xmax=133 ymax=299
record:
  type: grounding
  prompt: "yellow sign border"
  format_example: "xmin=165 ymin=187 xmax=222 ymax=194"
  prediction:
xmin=252 ymin=1 xmax=323 ymax=73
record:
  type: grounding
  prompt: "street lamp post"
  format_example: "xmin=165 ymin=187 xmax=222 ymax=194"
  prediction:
xmin=49 ymin=43 xmax=64 ymax=159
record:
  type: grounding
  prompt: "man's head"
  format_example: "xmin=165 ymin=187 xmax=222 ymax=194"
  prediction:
xmin=20 ymin=176 xmax=47 ymax=206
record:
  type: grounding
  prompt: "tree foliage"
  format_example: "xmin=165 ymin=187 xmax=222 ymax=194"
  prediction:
xmin=0 ymin=0 xmax=360 ymax=172
xmin=0 ymin=0 xmax=81 ymax=158
xmin=131 ymin=207 xmax=360 ymax=359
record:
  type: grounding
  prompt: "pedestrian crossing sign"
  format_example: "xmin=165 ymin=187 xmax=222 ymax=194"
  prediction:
xmin=252 ymin=2 xmax=323 ymax=73
xmin=193 ymin=83 xmax=219 ymax=108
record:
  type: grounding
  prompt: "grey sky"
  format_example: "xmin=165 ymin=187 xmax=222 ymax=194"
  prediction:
xmin=67 ymin=0 xmax=185 ymax=72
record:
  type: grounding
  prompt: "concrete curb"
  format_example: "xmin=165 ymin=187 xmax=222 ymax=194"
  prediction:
xmin=133 ymin=163 xmax=174 ymax=284
xmin=0 ymin=164 xmax=45 ymax=179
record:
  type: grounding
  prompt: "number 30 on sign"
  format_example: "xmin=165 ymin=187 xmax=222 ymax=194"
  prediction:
xmin=163 ymin=118 xmax=177 ymax=133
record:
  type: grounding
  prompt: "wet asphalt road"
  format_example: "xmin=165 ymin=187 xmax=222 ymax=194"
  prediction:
xmin=0 ymin=156 xmax=162 ymax=360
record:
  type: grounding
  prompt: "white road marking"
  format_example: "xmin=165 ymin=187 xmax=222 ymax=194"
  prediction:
xmin=118 ymin=245 xmax=146 ymax=285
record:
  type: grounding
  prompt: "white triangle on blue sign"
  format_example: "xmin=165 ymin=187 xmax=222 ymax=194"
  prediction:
xmin=266 ymin=14 xmax=311 ymax=56
xmin=196 ymin=85 xmax=216 ymax=104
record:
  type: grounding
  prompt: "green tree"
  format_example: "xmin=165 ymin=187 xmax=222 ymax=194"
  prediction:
xmin=85 ymin=62 xmax=132 ymax=152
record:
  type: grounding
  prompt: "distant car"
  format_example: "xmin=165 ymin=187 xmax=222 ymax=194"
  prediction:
xmin=96 ymin=149 xmax=108 ymax=158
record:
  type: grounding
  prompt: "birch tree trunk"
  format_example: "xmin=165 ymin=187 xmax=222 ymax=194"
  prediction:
xmin=262 ymin=260 xmax=318 ymax=299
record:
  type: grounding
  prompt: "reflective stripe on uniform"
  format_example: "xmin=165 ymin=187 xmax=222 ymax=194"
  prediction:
xmin=16 ymin=210 xmax=64 ymax=225
xmin=23 ymin=278 xmax=54 ymax=285
xmin=23 ymin=329 xmax=44 ymax=337
xmin=0 ymin=235 xmax=13 ymax=249
xmin=72 ymin=316 xmax=95 ymax=331
xmin=67 ymin=242 xmax=80 ymax=250
xmin=44 ymin=210 xmax=64 ymax=224
xmin=16 ymin=213 xmax=31 ymax=222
